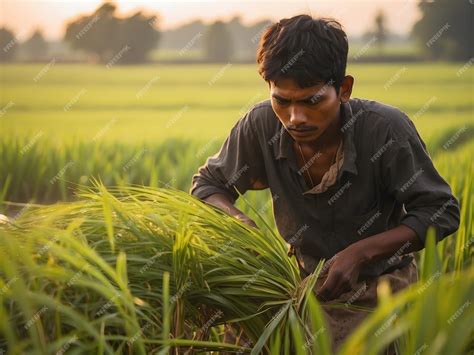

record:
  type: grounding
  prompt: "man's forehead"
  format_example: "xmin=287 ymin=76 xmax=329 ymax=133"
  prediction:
xmin=270 ymin=79 xmax=332 ymax=99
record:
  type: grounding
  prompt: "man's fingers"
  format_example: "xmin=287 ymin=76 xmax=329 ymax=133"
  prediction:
xmin=321 ymin=256 xmax=336 ymax=275
xmin=316 ymin=285 xmax=337 ymax=302
xmin=316 ymin=272 xmax=339 ymax=301
xmin=244 ymin=219 xmax=258 ymax=229
xmin=316 ymin=268 xmax=356 ymax=301
xmin=234 ymin=214 xmax=258 ymax=229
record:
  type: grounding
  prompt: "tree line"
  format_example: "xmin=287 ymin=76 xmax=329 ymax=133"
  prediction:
xmin=0 ymin=0 xmax=472 ymax=63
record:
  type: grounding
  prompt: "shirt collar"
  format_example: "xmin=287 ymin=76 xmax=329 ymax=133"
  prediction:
xmin=274 ymin=99 xmax=359 ymax=178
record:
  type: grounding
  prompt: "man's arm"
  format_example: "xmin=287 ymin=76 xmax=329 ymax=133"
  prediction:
xmin=190 ymin=107 xmax=268 ymax=228
xmin=316 ymin=112 xmax=460 ymax=301
xmin=203 ymin=193 xmax=258 ymax=228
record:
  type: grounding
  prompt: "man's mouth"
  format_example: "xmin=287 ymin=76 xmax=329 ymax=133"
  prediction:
xmin=288 ymin=127 xmax=318 ymax=134
xmin=291 ymin=129 xmax=316 ymax=132
xmin=287 ymin=125 xmax=318 ymax=132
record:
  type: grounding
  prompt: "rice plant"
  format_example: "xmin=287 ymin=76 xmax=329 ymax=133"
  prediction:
xmin=1 ymin=183 xmax=472 ymax=354
xmin=0 ymin=183 xmax=326 ymax=354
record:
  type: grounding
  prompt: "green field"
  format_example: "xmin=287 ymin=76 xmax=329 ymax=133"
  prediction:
xmin=1 ymin=63 xmax=472 ymax=205
xmin=1 ymin=63 xmax=472 ymax=143
xmin=0 ymin=63 xmax=473 ymax=354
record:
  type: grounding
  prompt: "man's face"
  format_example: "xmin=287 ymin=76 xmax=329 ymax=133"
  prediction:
xmin=270 ymin=77 xmax=353 ymax=143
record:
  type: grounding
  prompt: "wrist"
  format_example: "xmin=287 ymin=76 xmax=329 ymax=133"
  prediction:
xmin=347 ymin=239 xmax=372 ymax=266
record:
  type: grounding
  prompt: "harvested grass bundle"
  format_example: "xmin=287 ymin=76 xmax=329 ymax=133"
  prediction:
xmin=0 ymin=184 xmax=472 ymax=354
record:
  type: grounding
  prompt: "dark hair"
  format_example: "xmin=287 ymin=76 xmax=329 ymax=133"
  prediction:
xmin=256 ymin=14 xmax=348 ymax=91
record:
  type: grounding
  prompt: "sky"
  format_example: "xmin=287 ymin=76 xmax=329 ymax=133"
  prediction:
xmin=1 ymin=0 xmax=421 ymax=40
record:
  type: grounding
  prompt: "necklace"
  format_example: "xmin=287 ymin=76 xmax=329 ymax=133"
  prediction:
xmin=297 ymin=138 xmax=340 ymax=189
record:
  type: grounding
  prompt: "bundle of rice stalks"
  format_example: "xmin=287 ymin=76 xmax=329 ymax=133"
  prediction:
xmin=0 ymin=183 xmax=472 ymax=354
xmin=0 ymin=184 xmax=329 ymax=354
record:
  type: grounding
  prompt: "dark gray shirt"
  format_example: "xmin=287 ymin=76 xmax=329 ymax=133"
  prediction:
xmin=190 ymin=98 xmax=460 ymax=277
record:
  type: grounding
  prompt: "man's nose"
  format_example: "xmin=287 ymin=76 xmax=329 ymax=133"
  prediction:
xmin=289 ymin=106 xmax=308 ymax=127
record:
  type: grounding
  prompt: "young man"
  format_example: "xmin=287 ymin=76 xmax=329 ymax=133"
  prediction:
xmin=190 ymin=14 xmax=460 ymax=351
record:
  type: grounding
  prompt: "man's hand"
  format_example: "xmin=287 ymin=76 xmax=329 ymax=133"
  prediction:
xmin=234 ymin=213 xmax=258 ymax=229
xmin=202 ymin=193 xmax=258 ymax=229
xmin=315 ymin=224 xmax=424 ymax=302
xmin=315 ymin=243 xmax=365 ymax=301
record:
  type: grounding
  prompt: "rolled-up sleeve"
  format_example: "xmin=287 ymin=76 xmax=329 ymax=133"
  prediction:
xmin=190 ymin=108 xmax=268 ymax=204
xmin=380 ymin=114 xmax=460 ymax=244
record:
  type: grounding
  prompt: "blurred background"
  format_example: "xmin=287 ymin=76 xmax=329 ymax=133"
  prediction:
xmin=0 ymin=0 xmax=472 ymax=228
xmin=1 ymin=0 xmax=472 ymax=63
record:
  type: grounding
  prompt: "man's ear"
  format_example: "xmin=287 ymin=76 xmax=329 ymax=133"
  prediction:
xmin=339 ymin=75 xmax=354 ymax=103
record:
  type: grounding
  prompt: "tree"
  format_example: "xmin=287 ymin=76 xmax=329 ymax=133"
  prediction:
xmin=412 ymin=0 xmax=473 ymax=60
xmin=0 ymin=27 xmax=18 ymax=62
xmin=64 ymin=2 xmax=119 ymax=62
xmin=361 ymin=9 xmax=387 ymax=56
xmin=22 ymin=29 xmax=49 ymax=61
xmin=64 ymin=2 xmax=160 ymax=64
xmin=204 ymin=21 xmax=233 ymax=62
xmin=374 ymin=10 xmax=387 ymax=54
xmin=118 ymin=12 xmax=160 ymax=63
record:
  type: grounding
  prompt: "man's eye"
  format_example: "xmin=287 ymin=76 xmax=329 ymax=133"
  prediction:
xmin=275 ymin=98 xmax=289 ymax=105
